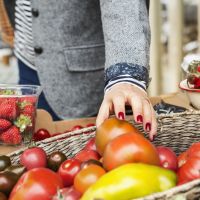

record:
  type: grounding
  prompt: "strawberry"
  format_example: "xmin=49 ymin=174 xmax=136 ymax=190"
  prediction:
xmin=0 ymin=126 xmax=22 ymax=144
xmin=0 ymin=119 xmax=12 ymax=131
xmin=0 ymin=99 xmax=18 ymax=120
xmin=194 ymin=78 xmax=200 ymax=89
xmin=22 ymin=104 xmax=35 ymax=117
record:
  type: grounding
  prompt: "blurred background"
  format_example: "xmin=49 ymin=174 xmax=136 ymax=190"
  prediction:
xmin=0 ymin=0 xmax=200 ymax=96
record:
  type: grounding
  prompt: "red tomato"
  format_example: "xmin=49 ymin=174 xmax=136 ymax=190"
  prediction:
xmin=71 ymin=125 xmax=83 ymax=131
xmin=33 ymin=129 xmax=51 ymax=141
xmin=75 ymin=150 xmax=100 ymax=162
xmin=103 ymin=133 xmax=160 ymax=171
xmin=9 ymin=168 xmax=63 ymax=200
xmin=95 ymin=118 xmax=141 ymax=155
xmin=52 ymin=187 xmax=82 ymax=200
xmin=177 ymin=157 xmax=200 ymax=184
xmin=178 ymin=151 xmax=188 ymax=168
xmin=187 ymin=142 xmax=200 ymax=158
xmin=74 ymin=164 xmax=105 ymax=194
xmin=86 ymin=123 xmax=95 ymax=127
xmin=20 ymin=147 xmax=47 ymax=170
xmin=84 ymin=137 xmax=97 ymax=151
xmin=156 ymin=146 xmax=178 ymax=171
xmin=58 ymin=159 xmax=81 ymax=187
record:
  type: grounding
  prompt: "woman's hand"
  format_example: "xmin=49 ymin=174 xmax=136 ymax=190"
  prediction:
xmin=96 ymin=83 xmax=157 ymax=140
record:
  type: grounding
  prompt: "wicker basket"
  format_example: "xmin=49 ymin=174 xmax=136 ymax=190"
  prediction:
xmin=7 ymin=110 xmax=200 ymax=200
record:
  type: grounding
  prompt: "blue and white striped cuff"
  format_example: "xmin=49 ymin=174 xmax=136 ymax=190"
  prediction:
xmin=104 ymin=63 xmax=149 ymax=93
xmin=104 ymin=74 xmax=146 ymax=93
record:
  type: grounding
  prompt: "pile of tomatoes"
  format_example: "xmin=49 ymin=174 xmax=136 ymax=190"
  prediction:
xmin=0 ymin=118 xmax=200 ymax=200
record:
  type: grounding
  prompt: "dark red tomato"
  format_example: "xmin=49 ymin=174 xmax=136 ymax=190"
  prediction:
xmin=178 ymin=151 xmax=188 ymax=168
xmin=103 ymin=133 xmax=160 ymax=171
xmin=9 ymin=168 xmax=63 ymax=200
xmin=86 ymin=123 xmax=95 ymax=127
xmin=52 ymin=187 xmax=82 ymax=200
xmin=0 ymin=192 xmax=7 ymax=200
xmin=84 ymin=137 xmax=97 ymax=151
xmin=58 ymin=159 xmax=81 ymax=187
xmin=75 ymin=150 xmax=100 ymax=162
xmin=33 ymin=129 xmax=51 ymax=141
xmin=20 ymin=147 xmax=47 ymax=170
xmin=177 ymin=157 xmax=200 ymax=184
xmin=74 ymin=164 xmax=105 ymax=194
xmin=95 ymin=118 xmax=141 ymax=155
xmin=71 ymin=125 xmax=83 ymax=131
xmin=156 ymin=146 xmax=178 ymax=171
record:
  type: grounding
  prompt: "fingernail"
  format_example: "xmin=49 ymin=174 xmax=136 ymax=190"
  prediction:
xmin=151 ymin=135 xmax=155 ymax=141
xmin=136 ymin=115 xmax=143 ymax=123
xmin=145 ymin=123 xmax=151 ymax=132
xmin=118 ymin=112 xmax=125 ymax=120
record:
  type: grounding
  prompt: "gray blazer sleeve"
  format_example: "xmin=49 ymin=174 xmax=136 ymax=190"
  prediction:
xmin=100 ymin=0 xmax=151 ymax=91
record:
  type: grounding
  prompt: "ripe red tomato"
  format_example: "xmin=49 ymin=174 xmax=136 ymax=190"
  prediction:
xmin=74 ymin=164 xmax=105 ymax=194
xmin=75 ymin=149 xmax=100 ymax=162
xmin=156 ymin=146 xmax=178 ymax=171
xmin=20 ymin=147 xmax=47 ymax=170
xmin=103 ymin=133 xmax=160 ymax=171
xmin=9 ymin=168 xmax=63 ymax=200
xmin=95 ymin=118 xmax=141 ymax=155
xmin=58 ymin=159 xmax=81 ymax=187
xmin=52 ymin=187 xmax=82 ymax=200
xmin=177 ymin=157 xmax=200 ymax=184
xmin=86 ymin=123 xmax=95 ymax=127
xmin=177 ymin=143 xmax=200 ymax=184
xmin=84 ymin=137 xmax=97 ymax=151
xmin=71 ymin=125 xmax=83 ymax=131
xmin=33 ymin=129 xmax=51 ymax=141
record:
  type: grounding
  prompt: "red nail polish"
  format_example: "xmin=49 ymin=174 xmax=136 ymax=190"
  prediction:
xmin=118 ymin=112 xmax=125 ymax=120
xmin=145 ymin=123 xmax=151 ymax=132
xmin=136 ymin=115 xmax=143 ymax=123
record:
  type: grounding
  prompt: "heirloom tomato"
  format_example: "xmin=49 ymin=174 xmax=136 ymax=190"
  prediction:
xmin=95 ymin=118 xmax=141 ymax=155
xmin=9 ymin=168 xmax=63 ymax=200
xmin=103 ymin=133 xmax=160 ymax=171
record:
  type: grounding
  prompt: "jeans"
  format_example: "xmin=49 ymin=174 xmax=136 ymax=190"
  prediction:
xmin=18 ymin=59 xmax=60 ymax=121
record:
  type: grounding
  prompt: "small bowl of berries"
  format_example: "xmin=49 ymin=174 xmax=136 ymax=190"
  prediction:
xmin=0 ymin=84 xmax=42 ymax=146
xmin=179 ymin=60 xmax=200 ymax=110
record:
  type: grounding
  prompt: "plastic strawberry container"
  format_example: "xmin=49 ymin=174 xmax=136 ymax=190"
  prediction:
xmin=0 ymin=84 xmax=42 ymax=146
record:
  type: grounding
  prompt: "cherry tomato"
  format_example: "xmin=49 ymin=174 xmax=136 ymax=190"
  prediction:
xmin=75 ymin=150 xmax=100 ymax=162
xmin=47 ymin=151 xmax=67 ymax=172
xmin=86 ymin=123 xmax=95 ymax=127
xmin=156 ymin=146 xmax=178 ymax=171
xmin=33 ymin=129 xmax=51 ymax=141
xmin=20 ymin=147 xmax=47 ymax=170
xmin=103 ymin=133 xmax=160 ymax=171
xmin=95 ymin=118 xmax=141 ymax=155
xmin=0 ymin=192 xmax=7 ymax=200
xmin=9 ymin=168 xmax=63 ymax=200
xmin=74 ymin=164 xmax=106 ymax=194
xmin=71 ymin=125 xmax=83 ymax=131
xmin=81 ymin=159 xmax=103 ymax=169
xmin=58 ymin=159 xmax=81 ymax=187
xmin=84 ymin=137 xmax=97 ymax=151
